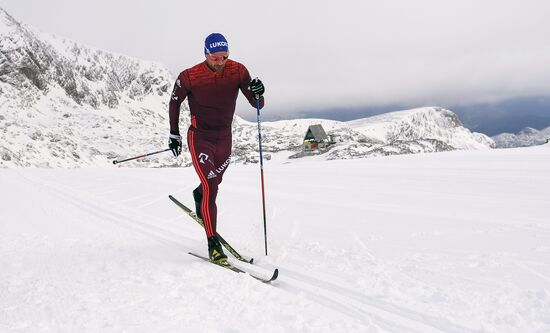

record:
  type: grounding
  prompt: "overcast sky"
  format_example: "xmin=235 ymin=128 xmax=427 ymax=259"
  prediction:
xmin=1 ymin=0 xmax=549 ymax=120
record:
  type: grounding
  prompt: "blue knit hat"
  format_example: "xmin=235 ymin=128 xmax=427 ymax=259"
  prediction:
xmin=204 ymin=33 xmax=229 ymax=54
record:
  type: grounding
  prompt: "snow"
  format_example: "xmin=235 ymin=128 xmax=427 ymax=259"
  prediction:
xmin=0 ymin=7 xmax=17 ymax=35
xmin=1 ymin=146 xmax=549 ymax=332
xmin=492 ymin=126 xmax=550 ymax=148
xmin=345 ymin=107 xmax=494 ymax=150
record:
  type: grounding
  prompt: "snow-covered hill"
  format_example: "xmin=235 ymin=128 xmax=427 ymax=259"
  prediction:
xmin=1 ymin=7 xmax=493 ymax=168
xmin=0 ymin=7 xmax=188 ymax=168
xmin=1 ymin=145 xmax=549 ymax=332
xmin=232 ymin=107 xmax=494 ymax=163
xmin=331 ymin=107 xmax=494 ymax=159
xmin=492 ymin=127 xmax=550 ymax=148
xmin=0 ymin=8 xmax=170 ymax=110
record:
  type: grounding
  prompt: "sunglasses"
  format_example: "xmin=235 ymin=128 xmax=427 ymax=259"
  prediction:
xmin=207 ymin=54 xmax=229 ymax=61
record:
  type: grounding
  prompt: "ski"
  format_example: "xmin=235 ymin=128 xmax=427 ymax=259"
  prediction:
xmin=169 ymin=195 xmax=254 ymax=264
xmin=188 ymin=252 xmax=278 ymax=283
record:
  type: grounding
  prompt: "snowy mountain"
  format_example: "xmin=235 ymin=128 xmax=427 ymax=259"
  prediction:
xmin=492 ymin=126 xmax=550 ymax=148
xmin=329 ymin=107 xmax=494 ymax=159
xmin=0 ymin=7 xmax=185 ymax=168
xmin=0 ymin=7 xmax=170 ymax=110
xmin=1 ymin=7 xmax=494 ymax=168
xmin=232 ymin=107 xmax=494 ymax=163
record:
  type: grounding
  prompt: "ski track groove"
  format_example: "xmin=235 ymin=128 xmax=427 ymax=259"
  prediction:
xmin=114 ymin=192 xmax=160 ymax=204
xmin=277 ymin=263 xmax=481 ymax=333
xmin=350 ymin=232 xmax=376 ymax=261
xmin=16 ymin=172 xmax=197 ymax=254
xmin=514 ymin=261 xmax=550 ymax=285
xmin=278 ymin=281 xmax=420 ymax=333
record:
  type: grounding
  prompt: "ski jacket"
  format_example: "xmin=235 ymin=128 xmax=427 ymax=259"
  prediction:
xmin=169 ymin=59 xmax=264 ymax=135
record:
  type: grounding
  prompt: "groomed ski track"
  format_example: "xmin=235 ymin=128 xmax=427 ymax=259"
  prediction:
xmin=1 ymin=146 xmax=549 ymax=332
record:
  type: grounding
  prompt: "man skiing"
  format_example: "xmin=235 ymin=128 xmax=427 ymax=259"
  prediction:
xmin=168 ymin=33 xmax=265 ymax=264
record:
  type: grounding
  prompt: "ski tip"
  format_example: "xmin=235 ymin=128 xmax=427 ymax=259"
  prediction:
xmin=268 ymin=268 xmax=279 ymax=283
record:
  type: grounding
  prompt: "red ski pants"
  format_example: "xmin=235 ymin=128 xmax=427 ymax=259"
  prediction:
xmin=187 ymin=127 xmax=232 ymax=237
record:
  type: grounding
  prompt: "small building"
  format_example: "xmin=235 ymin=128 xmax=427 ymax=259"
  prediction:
xmin=303 ymin=124 xmax=333 ymax=150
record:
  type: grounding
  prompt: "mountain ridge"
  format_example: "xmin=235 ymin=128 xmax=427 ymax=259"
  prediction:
xmin=492 ymin=126 xmax=550 ymax=148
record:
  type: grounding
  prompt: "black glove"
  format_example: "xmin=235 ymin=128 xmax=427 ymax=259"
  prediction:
xmin=168 ymin=133 xmax=182 ymax=157
xmin=249 ymin=78 xmax=265 ymax=100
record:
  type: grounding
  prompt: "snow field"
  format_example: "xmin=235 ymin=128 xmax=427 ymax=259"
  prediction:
xmin=1 ymin=145 xmax=550 ymax=332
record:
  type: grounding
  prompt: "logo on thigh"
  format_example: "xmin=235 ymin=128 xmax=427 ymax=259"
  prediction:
xmin=216 ymin=155 xmax=232 ymax=174
xmin=198 ymin=153 xmax=209 ymax=164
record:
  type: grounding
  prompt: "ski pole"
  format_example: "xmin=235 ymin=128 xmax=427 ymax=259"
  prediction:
xmin=112 ymin=148 xmax=171 ymax=165
xmin=255 ymin=96 xmax=269 ymax=256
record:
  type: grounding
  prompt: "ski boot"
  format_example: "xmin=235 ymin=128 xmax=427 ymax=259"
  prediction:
xmin=193 ymin=186 xmax=203 ymax=220
xmin=208 ymin=236 xmax=228 ymax=265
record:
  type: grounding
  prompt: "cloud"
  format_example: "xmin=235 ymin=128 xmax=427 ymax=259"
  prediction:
xmin=2 ymin=0 xmax=550 ymax=118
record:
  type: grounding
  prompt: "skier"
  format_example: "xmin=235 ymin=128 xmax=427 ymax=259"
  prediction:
xmin=168 ymin=33 xmax=265 ymax=264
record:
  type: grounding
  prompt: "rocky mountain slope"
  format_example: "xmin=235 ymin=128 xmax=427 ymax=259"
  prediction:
xmin=0 ymin=7 xmax=186 ymax=167
xmin=492 ymin=127 xmax=550 ymax=148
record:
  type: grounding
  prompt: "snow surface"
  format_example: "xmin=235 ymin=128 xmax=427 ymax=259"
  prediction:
xmin=1 ymin=145 xmax=549 ymax=333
